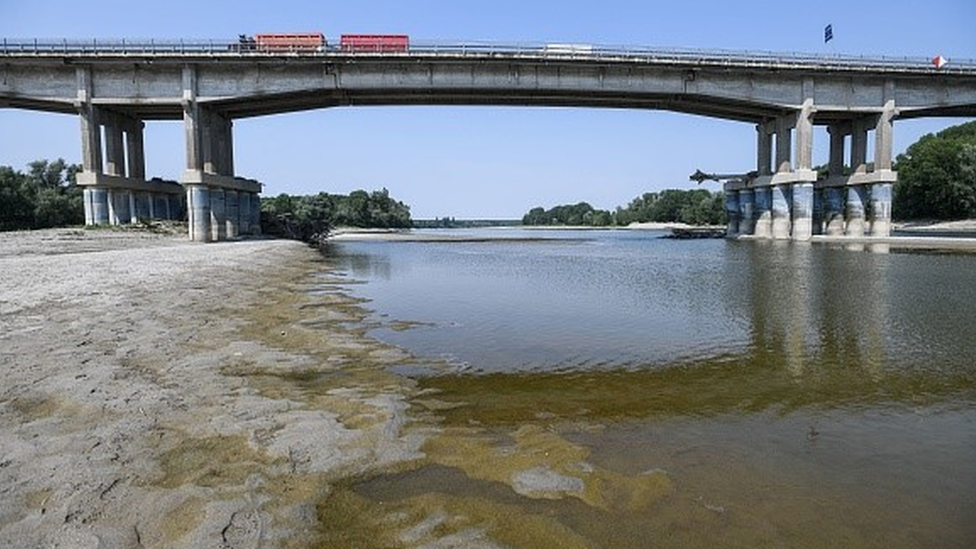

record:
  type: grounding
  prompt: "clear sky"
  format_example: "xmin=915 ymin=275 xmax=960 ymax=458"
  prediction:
xmin=2 ymin=0 xmax=974 ymax=218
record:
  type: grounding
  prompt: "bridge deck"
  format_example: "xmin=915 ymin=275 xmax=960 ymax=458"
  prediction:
xmin=3 ymin=38 xmax=976 ymax=74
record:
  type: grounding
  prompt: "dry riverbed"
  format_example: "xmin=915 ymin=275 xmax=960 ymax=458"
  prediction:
xmin=0 ymin=227 xmax=430 ymax=548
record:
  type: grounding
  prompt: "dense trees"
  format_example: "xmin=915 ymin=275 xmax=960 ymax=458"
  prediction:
xmin=523 ymin=189 xmax=725 ymax=227
xmin=522 ymin=202 xmax=614 ymax=226
xmin=260 ymin=188 xmax=412 ymax=242
xmin=894 ymin=121 xmax=976 ymax=220
xmin=0 ymin=159 xmax=84 ymax=231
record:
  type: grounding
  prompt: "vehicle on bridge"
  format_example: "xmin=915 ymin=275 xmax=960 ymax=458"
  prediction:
xmin=233 ymin=33 xmax=326 ymax=52
xmin=340 ymin=34 xmax=409 ymax=53
xmin=544 ymin=43 xmax=593 ymax=55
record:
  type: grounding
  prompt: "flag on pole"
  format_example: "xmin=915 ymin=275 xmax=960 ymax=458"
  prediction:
xmin=824 ymin=24 xmax=834 ymax=43
xmin=932 ymin=55 xmax=948 ymax=69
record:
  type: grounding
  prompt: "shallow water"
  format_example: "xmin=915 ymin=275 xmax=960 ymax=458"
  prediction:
xmin=319 ymin=229 xmax=976 ymax=548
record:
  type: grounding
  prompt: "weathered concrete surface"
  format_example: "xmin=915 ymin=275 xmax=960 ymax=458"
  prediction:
xmin=2 ymin=51 xmax=975 ymax=121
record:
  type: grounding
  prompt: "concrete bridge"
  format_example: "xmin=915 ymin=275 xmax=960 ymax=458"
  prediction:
xmin=2 ymin=39 xmax=975 ymax=241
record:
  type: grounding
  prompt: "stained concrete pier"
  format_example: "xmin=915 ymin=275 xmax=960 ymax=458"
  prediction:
xmin=723 ymin=98 xmax=895 ymax=241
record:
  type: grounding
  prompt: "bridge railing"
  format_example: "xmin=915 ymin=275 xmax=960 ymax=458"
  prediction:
xmin=3 ymin=37 xmax=975 ymax=73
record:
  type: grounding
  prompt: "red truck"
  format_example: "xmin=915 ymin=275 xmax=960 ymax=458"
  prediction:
xmin=340 ymin=34 xmax=409 ymax=53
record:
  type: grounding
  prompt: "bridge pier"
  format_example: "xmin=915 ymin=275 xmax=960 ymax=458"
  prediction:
xmin=181 ymin=65 xmax=262 ymax=242
xmin=727 ymin=86 xmax=895 ymax=242
xmin=76 ymin=68 xmax=185 ymax=226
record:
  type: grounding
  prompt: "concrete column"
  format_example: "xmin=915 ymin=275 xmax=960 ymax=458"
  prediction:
xmin=77 ymin=68 xmax=104 ymax=227
xmin=91 ymin=188 xmax=109 ymax=225
xmin=875 ymin=89 xmax=896 ymax=171
xmin=210 ymin=188 xmax=226 ymax=241
xmin=211 ymin=114 xmax=234 ymax=176
xmin=791 ymin=97 xmax=815 ymax=241
xmin=76 ymin=68 xmax=102 ymax=174
xmin=824 ymin=187 xmax=845 ymax=235
xmin=147 ymin=192 xmax=156 ymax=220
xmin=83 ymin=188 xmax=94 ymax=225
xmin=771 ymin=184 xmax=792 ymax=239
xmin=775 ymin=117 xmax=792 ymax=174
xmin=869 ymin=183 xmax=893 ymax=237
xmin=197 ymin=110 xmax=234 ymax=176
xmin=126 ymin=121 xmax=146 ymax=179
xmin=828 ymin=124 xmax=847 ymax=177
xmin=201 ymin=109 xmax=217 ymax=174
xmin=794 ymin=92 xmax=814 ymax=171
xmin=251 ymin=193 xmax=262 ymax=235
xmin=754 ymin=187 xmax=772 ymax=238
xmin=104 ymin=123 xmax=125 ymax=177
xmin=846 ymin=186 xmax=868 ymax=237
xmin=812 ymin=188 xmax=824 ymax=236
xmin=757 ymin=123 xmax=773 ymax=176
xmin=224 ymin=118 xmax=235 ymax=175
xmin=738 ymin=189 xmax=755 ymax=235
xmin=128 ymin=191 xmax=138 ymax=224
xmin=155 ymin=192 xmax=164 ymax=220
xmin=113 ymin=189 xmax=131 ymax=225
xmin=239 ymin=192 xmax=251 ymax=235
xmin=791 ymin=182 xmax=813 ymax=241
xmin=187 ymin=185 xmax=211 ymax=242
xmin=225 ymin=190 xmax=240 ymax=238
xmin=183 ymin=66 xmax=203 ymax=176
xmin=106 ymin=189 xmax=117 ymax=225
xmin=851 ymin=120 xmax=870 ymax=174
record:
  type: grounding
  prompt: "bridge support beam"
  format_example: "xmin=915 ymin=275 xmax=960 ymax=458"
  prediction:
xmin=181 ymin=65 xmax=261 ymax=242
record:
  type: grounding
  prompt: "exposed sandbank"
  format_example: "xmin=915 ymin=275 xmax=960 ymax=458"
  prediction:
xmin=0 ymin=228 xmax=426 ymax=548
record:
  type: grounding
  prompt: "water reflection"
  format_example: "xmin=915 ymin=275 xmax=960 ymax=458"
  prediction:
xmin=326 ymin=231 xmax=976 ymax=419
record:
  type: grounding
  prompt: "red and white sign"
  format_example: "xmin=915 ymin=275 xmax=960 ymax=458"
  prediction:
xmin=932 ymin=55 xmax=948 ymax=69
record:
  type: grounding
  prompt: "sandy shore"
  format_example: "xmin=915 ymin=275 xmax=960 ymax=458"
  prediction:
xmin=0 ymin=228 xmax=426 ymax=548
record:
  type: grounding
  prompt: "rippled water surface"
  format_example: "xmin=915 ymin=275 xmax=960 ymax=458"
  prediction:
xmin=321 ymin=229 xmax=976 ymax=548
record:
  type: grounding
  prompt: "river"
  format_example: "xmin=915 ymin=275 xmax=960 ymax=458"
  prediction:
xmin=317 ymin=229 xmax=976 ymax=548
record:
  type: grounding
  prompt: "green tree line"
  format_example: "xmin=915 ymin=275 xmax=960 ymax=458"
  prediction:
xmin=260 ymin=188 xmax=412 ymax=241
xmin=523 ymin=189 xmax=725 ymax=227
xmin=893 ymin=120 xmax=976 ymax=220
xmin=0 ymin=159 xmax=84 ymax=231
xmin=3 ymin=121 xmax=974 ymax=233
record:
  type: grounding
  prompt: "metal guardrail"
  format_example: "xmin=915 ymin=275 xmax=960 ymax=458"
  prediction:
xmin=2 ymin=38 xmax=975 ymax=74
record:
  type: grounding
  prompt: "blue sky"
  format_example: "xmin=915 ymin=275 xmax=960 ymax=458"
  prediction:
xmin=2 ymin=0 xmax=974 ymax=218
